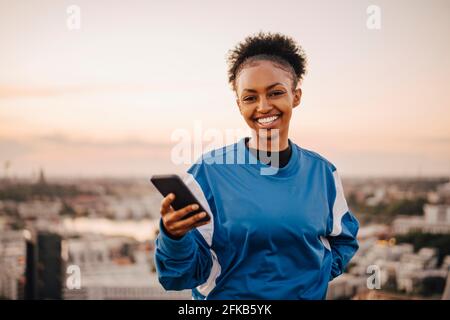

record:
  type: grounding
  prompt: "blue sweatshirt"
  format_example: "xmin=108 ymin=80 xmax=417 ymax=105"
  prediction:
xmin=154 ymin=137 xmax=359 ymax=300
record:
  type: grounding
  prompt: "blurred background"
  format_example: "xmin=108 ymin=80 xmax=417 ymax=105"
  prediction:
xmin=1 ymin=0 xmax=449 ymax=299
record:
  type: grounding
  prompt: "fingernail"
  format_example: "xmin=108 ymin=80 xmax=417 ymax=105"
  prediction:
xmin=192 ymin=204 xmax=199 ymax=210
xmin=200 ymin=212 xmax=206 ymax=217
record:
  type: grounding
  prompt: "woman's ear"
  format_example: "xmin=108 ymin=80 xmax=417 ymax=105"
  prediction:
xmin=293 ymin=88 xmax=302 ymax=109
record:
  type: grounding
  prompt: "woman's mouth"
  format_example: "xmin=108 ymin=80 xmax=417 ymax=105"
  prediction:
xmin=253 ymin=114 xmax=282 ymax=129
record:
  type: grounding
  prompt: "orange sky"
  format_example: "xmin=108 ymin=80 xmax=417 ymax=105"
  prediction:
xmin=1 ymin=0 xmax=449 ymax=178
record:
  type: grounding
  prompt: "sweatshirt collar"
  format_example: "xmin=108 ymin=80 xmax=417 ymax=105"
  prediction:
xmin=238 ymin=137 xmax=300 ymax=178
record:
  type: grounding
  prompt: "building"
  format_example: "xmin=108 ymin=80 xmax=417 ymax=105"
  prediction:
xmin=23 ymin=231 xmax=63 ymax=300
xmin=327 ymin=274 xmax=367 ymax=300
xmin=392 ymin=204 xmax=450 ymax=235
xmin=63 ymin=234 xmax=191 ymax=300
xmin=17 ymin=200 xmax=62 ymax=220
xmin=443 ymin=270 xmax=450 ymax=300
xmin=345 ymin=238 xmax=449 ymax=298
xmin=0 ymin=230 xmax=26 ymax=299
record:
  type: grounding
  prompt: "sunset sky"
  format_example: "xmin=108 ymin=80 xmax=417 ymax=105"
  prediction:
xmin=1 ymin=0 xmax=449 ymax=178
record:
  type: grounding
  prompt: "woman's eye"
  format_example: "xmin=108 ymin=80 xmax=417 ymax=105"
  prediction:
xmin=243 ymin=96 xmax=256 ymax=102
xmin=269 ymin=91 xmax=285 ymax=97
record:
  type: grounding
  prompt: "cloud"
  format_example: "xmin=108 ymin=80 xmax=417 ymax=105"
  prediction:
xmin=0 ymin=85 xmax=96 ymax=99
xmin=0 ymin=134 xmax=179 ymax=177
xmin=0 ymin=84 xmax=175 ymax=99
xmin=0 ymin=138 xmax=34 ymax=159
xmin=38 ymin=133 xmax=171 ymax=149
xmin=421 ymin=136 xmax=450 ymax=144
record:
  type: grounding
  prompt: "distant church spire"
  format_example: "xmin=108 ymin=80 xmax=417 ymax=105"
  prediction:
xmin=38 ymin=167 xmax=47 ymax=185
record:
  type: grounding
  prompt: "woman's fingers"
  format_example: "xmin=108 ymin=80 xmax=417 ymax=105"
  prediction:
xmin=165 ymin=212 xmax=210 ymax=238
xmin=160 ymin=193 xmax=175 ymax=216
xmin=169 ymin=203 xmax=199 ymax=221
xmin=192 ymin=218 xmax=211 ymax=229
xmin=171 ymin=211 xmax=208 ymax=231
xmin=160 ymin=195 xmax=210 ymax=238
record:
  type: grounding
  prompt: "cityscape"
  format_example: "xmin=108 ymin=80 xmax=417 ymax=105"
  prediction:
xmin=1 ymin=0 xmax=449 ymax=302
xmin=1 ymin=169 xmax=449 ymax=300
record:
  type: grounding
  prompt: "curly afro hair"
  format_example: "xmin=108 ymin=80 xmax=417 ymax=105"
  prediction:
xmin=227 ymin=31 xmax=307 ymax=92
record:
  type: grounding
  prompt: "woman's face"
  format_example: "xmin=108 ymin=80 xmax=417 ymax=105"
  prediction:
xmin=235 ymin=60 xmax=301 ymax=147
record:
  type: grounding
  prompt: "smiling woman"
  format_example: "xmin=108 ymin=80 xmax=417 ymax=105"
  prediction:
xmin=229 ymin=32 xmax=306 ymax=152
xmin=154 ymin=31 xmax=360 ymax=300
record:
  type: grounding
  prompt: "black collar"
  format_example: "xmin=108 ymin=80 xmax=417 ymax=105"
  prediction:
xmin=244 ymin=137 xmax=292 ymax=168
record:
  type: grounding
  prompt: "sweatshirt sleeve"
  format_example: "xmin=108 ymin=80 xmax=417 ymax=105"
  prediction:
xmin=326 ymin=167 xmax=360 ymax=281
xmin=154 ymin=161 xmax=216 ymax=291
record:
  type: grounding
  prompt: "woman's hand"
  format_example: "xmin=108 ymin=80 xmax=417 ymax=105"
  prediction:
xmin=160 ymin=193 xmax=210 ymax=239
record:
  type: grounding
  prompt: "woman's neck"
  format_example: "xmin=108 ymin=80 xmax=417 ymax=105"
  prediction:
xmin=247 ymin=135 xmax=289 ymax=152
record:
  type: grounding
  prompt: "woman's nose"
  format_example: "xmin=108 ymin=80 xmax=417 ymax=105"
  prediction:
xmin=256 ymin=96 xmax=272 ymax=112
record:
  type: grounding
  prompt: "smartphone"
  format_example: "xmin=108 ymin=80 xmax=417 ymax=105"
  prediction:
xmin=150 ymin=174 xmax=211 ymax=223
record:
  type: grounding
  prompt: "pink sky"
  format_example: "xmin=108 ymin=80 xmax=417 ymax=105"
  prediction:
xmin=0 ymin=0 xmax=449 ymax=178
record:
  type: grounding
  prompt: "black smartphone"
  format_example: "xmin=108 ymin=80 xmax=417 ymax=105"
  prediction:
xmin=150 ymin=174 xmax=211 ymax=223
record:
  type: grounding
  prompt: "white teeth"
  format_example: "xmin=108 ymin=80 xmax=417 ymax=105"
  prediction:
xmin=257 ymin=115 xmax=279 ymax=124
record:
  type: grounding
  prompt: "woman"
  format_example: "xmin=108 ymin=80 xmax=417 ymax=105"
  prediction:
xmin=154 ymin=32 xmax=359 ymax=300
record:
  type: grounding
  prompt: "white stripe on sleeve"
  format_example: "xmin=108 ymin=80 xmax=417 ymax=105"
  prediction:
xmin=330 ymin=170 xmax=349 ymax=237
xmin=182 ymin=172 xmax=222 ymax=297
